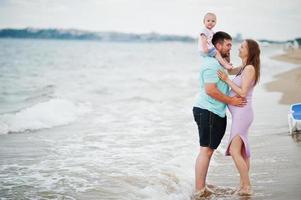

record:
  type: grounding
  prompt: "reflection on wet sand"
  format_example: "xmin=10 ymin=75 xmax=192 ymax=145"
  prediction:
xmin=291 ymin=132 xmax=301 ymax=143
xmin=193 ymin=185 xmax=253 ymax=200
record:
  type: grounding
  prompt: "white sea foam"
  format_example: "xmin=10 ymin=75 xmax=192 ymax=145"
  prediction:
xmin=0 ymin=98 xmax=91 ymax=134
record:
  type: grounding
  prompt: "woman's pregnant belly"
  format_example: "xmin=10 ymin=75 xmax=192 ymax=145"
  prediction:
xmin=228 ymin=90 xmax=253 ymax=119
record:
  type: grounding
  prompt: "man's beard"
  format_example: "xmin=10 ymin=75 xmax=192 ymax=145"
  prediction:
xmin=221 ymin=51 xmax=230 ymax=58
xmin=221 ymin=51 xmax=230 ymax=62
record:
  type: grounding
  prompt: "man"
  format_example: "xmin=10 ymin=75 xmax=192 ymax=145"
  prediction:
xmin=192 ymin=31 xmax=246 ymax=198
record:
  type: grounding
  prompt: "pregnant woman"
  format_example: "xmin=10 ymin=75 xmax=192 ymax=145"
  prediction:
xmin=218 ymin=39 xmax=261 ymax=196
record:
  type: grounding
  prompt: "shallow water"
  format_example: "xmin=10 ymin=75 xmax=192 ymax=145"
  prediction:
xmin=0 ymin=39 xmax=300 ymax=199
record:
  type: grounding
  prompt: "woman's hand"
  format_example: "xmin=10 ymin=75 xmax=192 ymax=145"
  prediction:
xmin=217 ymin=70 xmax=229 ymax=82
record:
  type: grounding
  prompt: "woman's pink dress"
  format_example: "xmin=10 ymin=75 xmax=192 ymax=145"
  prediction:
xmin=225 ymin=69 xmax=255 ymax=158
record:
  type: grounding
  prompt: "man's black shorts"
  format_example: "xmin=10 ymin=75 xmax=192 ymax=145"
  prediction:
xmin=193 ymin=107 xmax=227 ymax=149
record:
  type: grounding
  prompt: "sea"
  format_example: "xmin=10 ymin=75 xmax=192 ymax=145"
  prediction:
xmin=0 ymin=38 xmax=299 ymax=200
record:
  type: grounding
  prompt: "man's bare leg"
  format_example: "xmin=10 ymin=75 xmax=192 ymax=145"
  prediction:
xmin=195 ymin=147 xmax=214 ymax=190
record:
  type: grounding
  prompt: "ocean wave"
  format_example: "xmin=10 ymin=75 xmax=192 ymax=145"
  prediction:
xmin=0 ymin=98 xmax=91 ymax=134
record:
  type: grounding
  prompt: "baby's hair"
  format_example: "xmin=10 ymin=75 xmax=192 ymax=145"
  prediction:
xmin=203 ymin=12 xmax=216 ymax=22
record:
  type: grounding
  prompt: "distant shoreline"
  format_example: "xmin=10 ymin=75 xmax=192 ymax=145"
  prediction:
xmin=265 ymin=49 xmax=301 ymax=105
xmin=1 ymin=27 xmax=295 ymax=43
xmin=0 ymin=28 xmax=195 ymax=43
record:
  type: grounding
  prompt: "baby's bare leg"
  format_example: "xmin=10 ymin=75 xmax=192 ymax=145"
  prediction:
xmin=215 ymin=51 xmax=232 ymax=70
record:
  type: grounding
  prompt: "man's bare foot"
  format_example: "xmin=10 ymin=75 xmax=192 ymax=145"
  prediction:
xmin=237 ymin=186 xmax=252 ymax=196
xmin=235 ymin=184 xmax=243 ymax=192
xmin=206 ymin=183 xmax=216 ymax=190
xmin=192 ymin=186 xmax=214 ymax=199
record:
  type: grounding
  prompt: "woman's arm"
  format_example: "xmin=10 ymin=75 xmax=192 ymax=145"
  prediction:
xmin=218 ymin=65 xmax=255 ymax=98
xmin=227 ymin=64 xmax=243 ymax=75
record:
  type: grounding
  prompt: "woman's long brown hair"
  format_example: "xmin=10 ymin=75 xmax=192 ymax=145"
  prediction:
xmin=245 ymin=39 xmax=261 ymax=85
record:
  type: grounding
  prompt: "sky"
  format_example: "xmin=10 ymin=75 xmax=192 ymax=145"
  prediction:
xmin=0 ymin=0 xmax=301 ymax=41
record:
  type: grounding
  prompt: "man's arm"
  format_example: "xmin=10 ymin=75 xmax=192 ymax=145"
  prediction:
xmin=205 ymin=83 xmax=246 ymax=106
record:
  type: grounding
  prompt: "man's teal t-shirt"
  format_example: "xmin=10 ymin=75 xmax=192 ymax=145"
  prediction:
xmin=194 ymin=57 xmax=229 ymax=118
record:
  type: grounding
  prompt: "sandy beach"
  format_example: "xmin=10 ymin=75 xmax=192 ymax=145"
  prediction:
xmin=265 ymin=49 xmax=301 ymax=105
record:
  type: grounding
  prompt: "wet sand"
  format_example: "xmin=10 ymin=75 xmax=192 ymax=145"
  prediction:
xmin=265 ymin=49 xmax=301 ymax=105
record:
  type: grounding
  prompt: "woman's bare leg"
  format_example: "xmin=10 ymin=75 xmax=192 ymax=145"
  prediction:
xmin=229 ymin=135 xmax=251 ymax=193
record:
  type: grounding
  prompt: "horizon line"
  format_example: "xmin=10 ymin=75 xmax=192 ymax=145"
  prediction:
xmin=0 ymin=27 xmax=299 ymax=42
